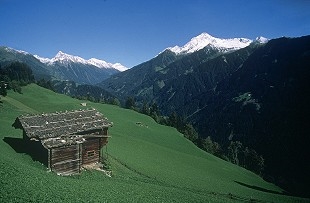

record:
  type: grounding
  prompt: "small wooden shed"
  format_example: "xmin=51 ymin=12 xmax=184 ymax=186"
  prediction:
xmin=14 ymin=108 xmax=111 ymax=175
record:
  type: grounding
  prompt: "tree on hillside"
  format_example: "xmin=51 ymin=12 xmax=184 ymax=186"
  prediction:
xmin=109 ymin=98 xmax=120 ymax=106
xmin=182 ymin=123 xmax=198 ymax=142
xmin=0 ymin=82 xmax=7 ymax=97
xmin=125 ymin=96 xmax=136 ymax=109
xmin=149 ymin=102 xmax=161 ymax=122
xmin=10 ymin=80 xmax=22 ymax=93
xmin=1 ymin=62 xmax=34 ymax=83
xmin=36 ymin=79 xmax=54 ymax=91
xmin=201 ymin=136 xmax=222 ymax=157
xmin=226 ymin=141 xmax=265 ymax=175
xmin=0 ymin=61 xmax=35 ymax=95
xmin=228 ymin=141 xmax=243 ymax=165
xmin=141 ymin=102 xmax=150 ymax=115
xmin=168 ymin=111 xmax=179 ymax=128
xmin=241 ymin=147 xmax=265 ymax=175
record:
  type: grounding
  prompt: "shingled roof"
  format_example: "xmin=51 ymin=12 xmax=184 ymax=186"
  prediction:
xmin=17 ymin=109 xmax=111 ymax=140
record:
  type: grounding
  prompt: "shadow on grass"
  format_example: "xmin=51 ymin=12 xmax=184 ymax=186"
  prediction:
xmin=234 ymin=181 xmax=292 ymax=196
xmin=3 ymin=137 xmax=48 ymax=166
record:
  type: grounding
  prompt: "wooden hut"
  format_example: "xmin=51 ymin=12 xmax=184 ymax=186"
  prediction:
xmin=14 ymin=108 xmax=111 ymax=175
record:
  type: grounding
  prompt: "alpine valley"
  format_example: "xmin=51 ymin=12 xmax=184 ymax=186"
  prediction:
xmin=1 ymin=32 xmax=310 ymax=198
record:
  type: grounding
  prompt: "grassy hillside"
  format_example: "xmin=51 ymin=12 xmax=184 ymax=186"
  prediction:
xmin=0 ymin=84 xmax=307 ymax=202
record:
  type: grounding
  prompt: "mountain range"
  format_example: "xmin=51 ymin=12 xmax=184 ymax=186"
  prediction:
xmin=0 ymin=47 xmax=127 ymax=85
xmin=34 ymin=51 xmax=127 ymax=72
xmin=165 ymin=32 xmax=267 ymax=55
xmin=0 ymin=33 xmax=263 ymax=85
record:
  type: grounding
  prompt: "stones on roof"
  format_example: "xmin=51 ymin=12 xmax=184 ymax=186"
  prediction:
xmin=18 ymin=108 xmax=111 ymax=140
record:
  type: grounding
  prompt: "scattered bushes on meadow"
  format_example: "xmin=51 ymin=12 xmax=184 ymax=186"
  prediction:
xmin=200 ymin=137 xmax=265 ymax=175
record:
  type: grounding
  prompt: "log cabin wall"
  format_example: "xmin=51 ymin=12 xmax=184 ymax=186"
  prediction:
xmin=50 ymin=144 xmax=81 ymax=175
xmin=82 ymin=138 xmax=100 ymax=165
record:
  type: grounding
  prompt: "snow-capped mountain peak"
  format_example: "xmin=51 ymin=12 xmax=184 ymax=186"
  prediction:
xmin=34 ymin=51 xmax=86 ymax=65
xmin=52 ymin=51 xmax=87 ymax=64
xmin=111 ymin=63 xmax=128 ymax=72
xmin=34 ymin=51 xmax=128 ymax=72
xmin=255 ymin=36 xmax=269 ymax=44
xmin=167 ymin=32 xmax=253 ymax=55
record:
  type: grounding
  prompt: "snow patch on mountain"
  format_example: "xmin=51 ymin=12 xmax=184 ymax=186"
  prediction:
xmin=33 ymin=55 xmax=52 ymax=63
xmin=110 ymin=63 xmax=128 ymax=72
xmin=166 ymin=33 xmax=255 ymax=55
xmin=5 ymin=47 xmax=30 ymax=55
xmin=34 ymin=51 xmax=128 ymax=72
xmin=255 ymin=36 xmax=269 ymax=44
xmin=52 ymin=51 xmax=87 ymax=64
xmin=87 ymin=58 xmax=128 ymax=72
xmin=87 ymin=58 xmax=110 ymax=68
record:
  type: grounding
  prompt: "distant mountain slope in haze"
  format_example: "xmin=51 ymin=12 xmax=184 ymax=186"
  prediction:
xmin=0 ymin=47 xmax=51 ymax=79
xmin=0 ymin=47 xmax=127 ymax=84
xmin=34 ymin=51 xmax=128 ymax=72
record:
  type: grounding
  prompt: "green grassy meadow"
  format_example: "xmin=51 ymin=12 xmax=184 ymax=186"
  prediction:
xmin=0 ymin=84 xmax=307 ymax=202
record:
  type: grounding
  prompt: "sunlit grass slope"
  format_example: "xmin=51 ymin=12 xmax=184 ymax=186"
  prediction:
xmin=0 ymin=84 xmax=307 ymax=202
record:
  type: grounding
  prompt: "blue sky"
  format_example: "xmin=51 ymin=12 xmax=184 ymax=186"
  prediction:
xmin=1 ymin=0 xmax=310 ymax=68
